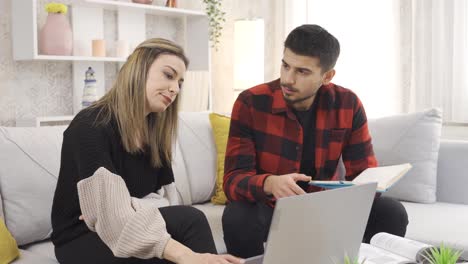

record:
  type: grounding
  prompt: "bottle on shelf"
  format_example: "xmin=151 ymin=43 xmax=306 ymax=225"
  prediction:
xmin=82 ymin=67 xmax=98 ymax=109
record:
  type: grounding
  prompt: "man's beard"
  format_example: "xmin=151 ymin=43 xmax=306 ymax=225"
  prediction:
xmin=281 ymin=83 xmax=317 ymax=105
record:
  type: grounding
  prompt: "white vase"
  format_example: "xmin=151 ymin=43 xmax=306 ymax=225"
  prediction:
xmin=39 ymin=13 xmax=73 ymax=56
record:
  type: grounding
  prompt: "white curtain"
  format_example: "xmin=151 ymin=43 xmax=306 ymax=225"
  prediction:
xmin=285 ymin=0 xmax=402 ymax=118
xmin=402 ymin=0 xmax=468 ymax=123
xmin=179 ymin=71 xmax=210 ymax=111
xmin=283 ymin=0 xmax=468 ymax=122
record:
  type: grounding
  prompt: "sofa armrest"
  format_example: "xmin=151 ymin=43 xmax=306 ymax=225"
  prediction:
xmin=436 ymin=139 xmax=468 ymax=205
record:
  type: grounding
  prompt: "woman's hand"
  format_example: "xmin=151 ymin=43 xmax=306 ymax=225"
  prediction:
xmin=164 ymin=238 xmax=244 ymax=264
xmin=178 ymin=252 xmax=244 ymax=264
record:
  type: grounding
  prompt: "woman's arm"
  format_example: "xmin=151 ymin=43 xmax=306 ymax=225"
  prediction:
xmin=78 ymin=168 xmax=244 ymax=264
xmin=78 ymin=167 xmax=171 ymax=259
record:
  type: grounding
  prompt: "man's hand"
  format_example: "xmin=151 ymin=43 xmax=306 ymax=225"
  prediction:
xmin=263 ymin=173 xmax=312 ymax=199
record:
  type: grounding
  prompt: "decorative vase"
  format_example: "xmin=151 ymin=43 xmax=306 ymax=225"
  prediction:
xmin=39 ymin=13 xmax=73 ymax=56
xmin=132 ymin=0 xmax=153 ymax=4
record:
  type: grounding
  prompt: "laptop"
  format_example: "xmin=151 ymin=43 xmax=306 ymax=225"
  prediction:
xmin=244 ymin=182 xmax=377 ymax=264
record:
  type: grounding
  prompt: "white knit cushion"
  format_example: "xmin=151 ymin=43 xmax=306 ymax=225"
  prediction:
xmin=368 ymin=109 xmax=442 ymax=203
xmin=0 ymin=126 xmax=65 ymax=245
xmin=172 ymin=140 xmax=192 ymax=205
xmin=177 ymin=112 xmax=217 ymax=204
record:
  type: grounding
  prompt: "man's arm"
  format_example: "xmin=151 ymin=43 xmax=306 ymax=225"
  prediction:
xmin=223 ymin=93 xmax=272 ymax=203
xmin=342 ymin=97 xmax=378 ymax=180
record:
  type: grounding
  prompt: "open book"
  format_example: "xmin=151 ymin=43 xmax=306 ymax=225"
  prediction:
xmin=308 ymin=163 xmax=412 ymax=192
xmin=358 ymin=232 xmax=466 ymax=264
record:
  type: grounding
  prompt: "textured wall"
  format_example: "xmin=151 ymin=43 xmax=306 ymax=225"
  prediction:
xmin=0 ymin=0 xmax=183 ymax=126
xmin=0 ymin=0 xmax=74 ymax=126
xmin=0 ymin=0 xmax=280 ymax=124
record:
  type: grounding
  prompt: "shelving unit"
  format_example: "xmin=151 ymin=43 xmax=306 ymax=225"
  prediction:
xmin=81 ymin=0 xmax=206 ymax=17
xmin=11 ymin=0 xmax=210 ymax=126
xmin=29 ymin=55 xmax=126 ymax=62
xmin=16 ymin=115 xmax=74 ymax=127
xmin=11 ymin=0 xmax=209 ymax=68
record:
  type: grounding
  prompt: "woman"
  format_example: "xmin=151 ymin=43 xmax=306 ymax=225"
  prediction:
xmin=51 ymin=38 xmax=242 ymax=264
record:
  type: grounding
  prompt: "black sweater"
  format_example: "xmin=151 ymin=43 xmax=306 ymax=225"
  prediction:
xmin=51 ymin=106 xmax=174 ymax=247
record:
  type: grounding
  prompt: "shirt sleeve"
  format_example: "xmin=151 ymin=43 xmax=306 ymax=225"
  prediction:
xmin=342 ymin=96 xmax=378 ymax=180
xmin=223 ymin=92 xmax=272 ymax=203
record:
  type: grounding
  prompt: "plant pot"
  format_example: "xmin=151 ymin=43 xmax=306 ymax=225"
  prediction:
xmin=39 ymin=13 xmax=73 ymax=56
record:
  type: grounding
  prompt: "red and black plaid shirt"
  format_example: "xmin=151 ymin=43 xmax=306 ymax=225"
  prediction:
xmin=223 ymin=79 xmax=377 ymax=205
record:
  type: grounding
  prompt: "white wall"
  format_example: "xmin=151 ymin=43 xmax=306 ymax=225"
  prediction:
xmin=209 ymin=0 xmax=281 ymax=114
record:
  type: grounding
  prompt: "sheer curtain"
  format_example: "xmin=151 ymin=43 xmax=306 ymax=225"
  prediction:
xmin=283 ymin=0 xmax=468 ymax=122
xmin=284 ymin=0 xmax=402 ymax=118
xmin=402 ymin=0 xmax=468 ymax=123
xmin=179 ymin=71 xmax=210 ymax=111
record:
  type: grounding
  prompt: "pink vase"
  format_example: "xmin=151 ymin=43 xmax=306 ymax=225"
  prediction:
xmin=39 ymin=13 xmax=73 ymax=56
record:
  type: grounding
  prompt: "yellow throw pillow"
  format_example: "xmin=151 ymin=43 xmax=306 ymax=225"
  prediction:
xmin=0 ymin=218 xmax=20 ymax=263
xmin=209 ymin=113 xmax=231 ymax=205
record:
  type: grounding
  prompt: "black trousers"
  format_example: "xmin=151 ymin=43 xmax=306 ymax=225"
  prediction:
xmin=55 ymin=206 xmax=217 ymax=264
xmin=222 ymin=196 xmax=409 ymax=258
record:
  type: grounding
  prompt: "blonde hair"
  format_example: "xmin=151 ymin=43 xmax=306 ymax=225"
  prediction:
xmin=92 ymin=38 xmax=189 ymax=168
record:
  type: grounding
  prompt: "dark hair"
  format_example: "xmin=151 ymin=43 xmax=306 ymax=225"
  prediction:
xmin=284 ymin=24 xmax=340 ymax=72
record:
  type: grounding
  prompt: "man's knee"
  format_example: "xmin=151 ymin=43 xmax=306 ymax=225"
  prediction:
xmin=222 ymin=202 xmax=254 ymax=232
xmin=222 ymin=202 xmax=269 ymax=257
xmin=374 ymin=197 xmax=409 ymax=234
xmin=222 ymin=202 xmax=268 ymax=240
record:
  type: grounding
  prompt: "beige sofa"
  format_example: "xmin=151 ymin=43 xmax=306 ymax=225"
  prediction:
xmin=0 ymin=110 xmax=467 ymax=263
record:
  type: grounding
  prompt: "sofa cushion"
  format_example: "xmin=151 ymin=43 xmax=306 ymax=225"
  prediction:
xmin=402 ymin=201 xmax=468 ymax=259
xmin=368 ymin=109 xmax=442 ymax=203
xmin=172 ymin=140 xmax=192 ymax=205
xmin=13 ymin=249 xmax=58 ymax=264
xmin=0 ymin=126 xmax=65 ymax=245
xmin=177 ymin=112 xmax=217 ymax=204
xmin=0 ymin=217 xmax=20 ymax=263
xmin=193 ymin=203 xmax=226 ymax=254
xmin=208 ymin=113 xmax=230 ymax=205
xmin=20 ymin=240 xmax=56 ymax=262
xmin=436 ymin=140 xmax=468 ymax=205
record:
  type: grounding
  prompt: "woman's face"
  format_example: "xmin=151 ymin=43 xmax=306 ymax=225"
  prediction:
xmin=145 ymin=54 xmax=186 ymax=114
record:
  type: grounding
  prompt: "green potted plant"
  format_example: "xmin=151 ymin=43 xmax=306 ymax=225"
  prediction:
xmin=344 ymin=255 xmax=366 ymax=264
xmin=202 ymin=0 xmax=225 ymax=50
xmin=332 ymin=254 xmax=365 ymax=264
xmin=423 ymin=244 xmax=463 ymax=264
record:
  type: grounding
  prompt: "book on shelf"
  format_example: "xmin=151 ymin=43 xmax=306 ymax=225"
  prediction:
xmin=358 ymin=232 xmax=466 ymax=264
xmin=308 ymin=163 xmax=412 ymax=192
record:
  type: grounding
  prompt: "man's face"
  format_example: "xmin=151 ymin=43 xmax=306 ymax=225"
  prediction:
xmin=280 ymin=48 xmax=334 ymax=110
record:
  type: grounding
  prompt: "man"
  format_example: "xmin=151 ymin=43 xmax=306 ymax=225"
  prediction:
xmin=222 ymin=24 xmax=409 ymax=258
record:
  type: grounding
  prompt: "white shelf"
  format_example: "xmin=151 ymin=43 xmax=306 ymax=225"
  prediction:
xmin=11 ymin=0 xmax=210 ymax=117
xmin=16 ymin=115 xmax=74 ymax=127
xmin=10 ymin=0 xmax=209 ymax=69
xmin=34 ymin=55 xmax=126 ymax=62
xmin=82 ymin=0 xmax=206 ymax=17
